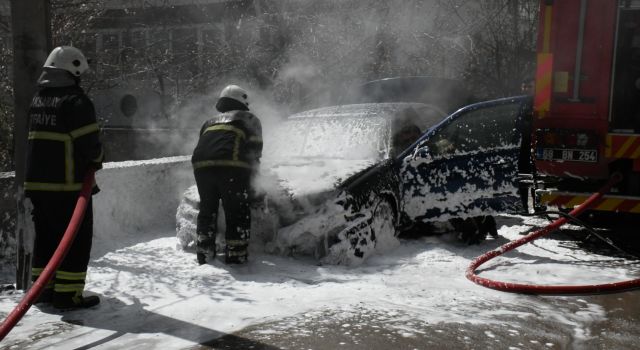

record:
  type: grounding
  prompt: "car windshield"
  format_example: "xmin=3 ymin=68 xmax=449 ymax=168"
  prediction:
xmin=263 ymin=103 xmax=447 ymax=161
xmin=265 ymin=115 xmax=389 ymax=160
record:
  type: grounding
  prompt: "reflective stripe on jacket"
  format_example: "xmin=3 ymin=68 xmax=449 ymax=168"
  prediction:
xmin=25 ymin=85 xmax=104 ymax=194
xmin=191 ymin=110 xmax=262 ymax=170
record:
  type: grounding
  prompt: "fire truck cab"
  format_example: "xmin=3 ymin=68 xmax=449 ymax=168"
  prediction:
xmin=533 ymin=0 xmax=640 ymax=216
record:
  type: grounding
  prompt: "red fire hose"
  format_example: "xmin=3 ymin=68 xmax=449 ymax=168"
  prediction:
xmin=0 ymin=171 xmax=95 ymax=341
xmin=467 ymin=172 xmax=640 ymax=294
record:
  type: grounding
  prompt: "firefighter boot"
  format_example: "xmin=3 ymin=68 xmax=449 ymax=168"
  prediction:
xmin=196 ymin=233 xmax=216 ymax=265
xmin=34 ymin=288 xmax=54 ymax=304
xmin=224 ymin=241 xmax=248 ymax=265
xmin=53 ymin=291 xmax=100 ymax=310
xmin=31 ymin=269 xmax=53 ymax=304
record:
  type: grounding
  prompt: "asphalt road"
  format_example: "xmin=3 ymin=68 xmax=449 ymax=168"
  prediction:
xmin=190 ymin=224 xmax=640 ymax=350
xmin=190 ymin=291 xmax=640 ymax=350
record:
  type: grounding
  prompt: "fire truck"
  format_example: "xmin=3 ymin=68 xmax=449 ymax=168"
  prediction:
xmin=533 ymin=0 xmax=640 ymax=218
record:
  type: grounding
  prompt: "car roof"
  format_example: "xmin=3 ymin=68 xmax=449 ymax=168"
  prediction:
xmin=287 ymin=102 xmax=444 ymax=120
xmin=350 ymin=76 xmax=475 ymax=113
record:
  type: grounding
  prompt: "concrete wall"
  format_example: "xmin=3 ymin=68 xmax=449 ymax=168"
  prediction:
xmin=0 ymin=156 xmax=196 ymax=279
xmin=0 ymin=171 xmax=16 ymax=282
xmin=92 ymin=156 xmax=194 ymax=258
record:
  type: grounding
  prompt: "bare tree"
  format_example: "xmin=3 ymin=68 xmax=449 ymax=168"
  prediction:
xmin=0 ymin=11 xmax=13 ymax=172
xmin=446 ymin=0 xmax=538 ymax=98
xmin=0 ymin=0 xmax=540 ymax=168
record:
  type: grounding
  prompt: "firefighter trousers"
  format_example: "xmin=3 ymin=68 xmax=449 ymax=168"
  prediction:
xmin=28 ymin=192 xmax=94 ymax=303
xmin=194 ymin=166 xmax=251 ymax=263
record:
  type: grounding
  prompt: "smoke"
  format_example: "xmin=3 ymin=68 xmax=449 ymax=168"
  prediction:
xmin=95 ymin=0 xmax=484 ymax=163
xmin=260 ymin=0 xmax=465 ymax=110
xmin=168 ymin=79 xmax=290 ymax=150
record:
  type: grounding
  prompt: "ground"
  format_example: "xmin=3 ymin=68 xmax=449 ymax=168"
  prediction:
xmin=1 ymin=214 xmax=639 ymax=350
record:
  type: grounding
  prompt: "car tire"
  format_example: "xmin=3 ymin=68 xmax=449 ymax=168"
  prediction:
xmin=370 ymin=199 xmax=398 ymax=250
xmin=322 ymin=198 xmax=399 ymax=266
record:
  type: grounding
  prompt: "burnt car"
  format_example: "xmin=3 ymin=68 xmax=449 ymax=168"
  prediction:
xmin=176 ymin=96 xmax=530 ymax=265
xmin=272 ymin=96 xmax=531 ymax=264
xmin=176 ymin=103 xmax=445 ymax=251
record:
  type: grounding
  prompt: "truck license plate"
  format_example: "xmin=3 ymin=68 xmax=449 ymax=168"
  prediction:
xmin=538 ymin=148 xmax=598 ymax=162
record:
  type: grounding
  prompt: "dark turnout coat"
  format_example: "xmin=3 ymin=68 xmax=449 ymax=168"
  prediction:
xmin=25 ymin=68 xmax=104 ymax=304
xmin=191 ymin=110 xmax=263 ymax=172
xmin=25 ymin=69 xmax=104 ymax=195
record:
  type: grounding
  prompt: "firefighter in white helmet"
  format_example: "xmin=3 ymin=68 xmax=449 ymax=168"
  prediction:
xmin=191 ymin=84 xmax=263 ymax=265
xmin=25 ymin=46 xmax=104 ymax=309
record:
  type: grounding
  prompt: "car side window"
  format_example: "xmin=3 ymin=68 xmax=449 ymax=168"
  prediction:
xmin=427 ymin=102 xmax=521 ymax=157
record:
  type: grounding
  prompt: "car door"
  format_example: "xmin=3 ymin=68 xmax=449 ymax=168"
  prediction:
xmin=399 ymin=97 xmax=529 ymax=223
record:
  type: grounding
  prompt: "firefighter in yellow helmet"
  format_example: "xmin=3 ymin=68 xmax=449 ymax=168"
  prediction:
xmin=191 ymin=85 xmax=263 ymax=265
xmin=25 ymin=46 xmax=104 ymax=309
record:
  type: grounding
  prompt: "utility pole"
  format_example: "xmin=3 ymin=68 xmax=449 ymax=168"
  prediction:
xmin=10 ymin=0 xmax=51 ymax=290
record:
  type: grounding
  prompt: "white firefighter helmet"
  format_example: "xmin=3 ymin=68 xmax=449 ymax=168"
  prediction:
xmin=43 ymin=46 xmax=90 ymax=77
xmin=219 ymin=84 xmax=249 ymax=107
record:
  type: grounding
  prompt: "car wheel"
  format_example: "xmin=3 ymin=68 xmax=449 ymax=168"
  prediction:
xmin=451 ymin=216 xmax=496 ymax=245
xmin=370 ymin=199 xmax=398 ymax=250
xmin=322 ymin=198 xmax=398 ymax=266
xmin=351 ymin=198 xmax=399 ymax=262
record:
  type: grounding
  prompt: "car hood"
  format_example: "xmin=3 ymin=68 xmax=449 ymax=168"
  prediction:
xmin=254 ymin=157 xmax=377 ymax=224
xmin=260 ymin=158 xmax=376 ymax=198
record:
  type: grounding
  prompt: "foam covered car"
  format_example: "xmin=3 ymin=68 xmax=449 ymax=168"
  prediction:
xmin=176 ymin=103 xmax=444 ymax=256
xmin=176 ymin=96 xmax=530 ymax=265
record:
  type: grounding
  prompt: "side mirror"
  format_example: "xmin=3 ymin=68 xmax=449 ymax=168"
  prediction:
xmin=412 ymin=145 xmax=432 ymax=163
xmin=378 ymin=147 xmax=388 ymax=160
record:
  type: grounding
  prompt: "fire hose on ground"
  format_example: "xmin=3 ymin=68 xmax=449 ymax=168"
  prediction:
xmin=0 ymin=171 xmax=95 ymax=341
xmin=467 ymin=172 xmax=640 ymax=294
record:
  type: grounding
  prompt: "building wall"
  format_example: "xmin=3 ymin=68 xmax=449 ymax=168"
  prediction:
xmin=60 ymin=0 xmax=257 ymax=80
